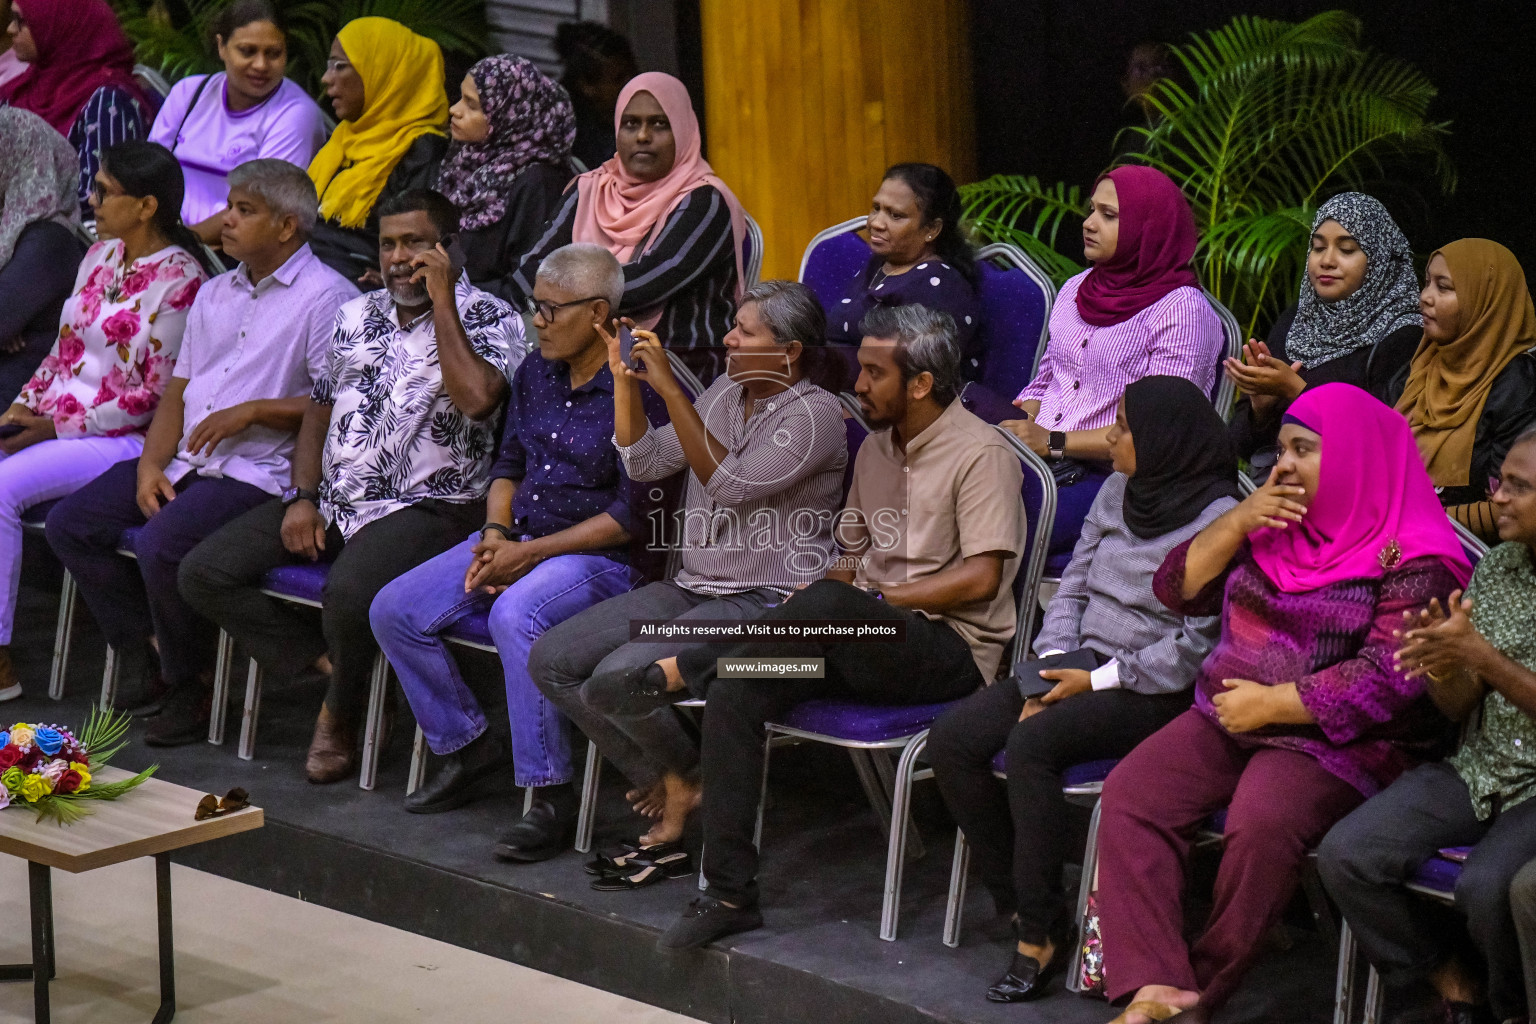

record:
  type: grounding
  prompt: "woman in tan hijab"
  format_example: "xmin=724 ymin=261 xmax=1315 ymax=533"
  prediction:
xmin=1391 ymin=239 xmax=1536 ymax=540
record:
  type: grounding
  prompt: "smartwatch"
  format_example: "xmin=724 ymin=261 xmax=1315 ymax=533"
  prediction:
xmin=1047 ymin=431 xmax=1067 ymax=460
xmin=281 ymin=486 xmax=318 ymax=507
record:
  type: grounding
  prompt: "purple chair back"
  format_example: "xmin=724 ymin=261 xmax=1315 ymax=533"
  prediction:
xmin=974 ymin=244 xmax=1054 ymax=405
xmin=799 ymin=217 xmax=871 ymax=311
xmin=842 ymin=409 xmax=868 ymax=504
xmin=1005 ymin=429 xmax=1056 ymax=651
xmin=958 ymin=381 xmax=1020 ymax=426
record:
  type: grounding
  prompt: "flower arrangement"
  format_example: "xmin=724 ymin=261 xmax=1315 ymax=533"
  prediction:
xmin=0 ymin=707 xmax=156 ymax=824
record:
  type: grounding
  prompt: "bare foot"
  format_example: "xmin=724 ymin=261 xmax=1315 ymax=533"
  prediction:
xmin=639 ymin=772 xmax=701 ymax=845
xmin=627 ymin=780 xmax=665 ymax=819
xmin=1017 ymin=935 xmax=1055 ymax=965
xmin=1119 ymin=985 xmax=1200 ymax=1024
xmin=655 ymin=656 xmax=685 ymax=692
xmin=311 ymin=653 xmax=334 ymax=676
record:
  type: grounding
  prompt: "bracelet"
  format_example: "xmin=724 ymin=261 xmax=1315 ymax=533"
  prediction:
xmin=480 ymin=522 xmax=514 ymax=541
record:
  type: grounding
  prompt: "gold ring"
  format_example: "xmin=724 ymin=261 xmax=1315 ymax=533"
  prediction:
xmin=1425 ymin=670 xmax=1444 ymax=684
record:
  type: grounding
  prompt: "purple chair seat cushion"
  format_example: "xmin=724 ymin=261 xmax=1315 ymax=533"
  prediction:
xmin=773 ymin=699 xmax=957 ymax=744
xmin=445 ymin=607 xmax=494 ymax=647
xmin=260 ymin=561 xmax=329 ymax=603
xmin=1411 ymin=854 xmax=1463 ymax=894
xmin=987 ymin=751 xmax=1120 ymax=791
xmin=1044 ymin=550 xmax=1074 ymax=578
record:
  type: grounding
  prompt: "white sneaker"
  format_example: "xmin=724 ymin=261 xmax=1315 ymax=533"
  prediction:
xmin=0 ymin=682 xmax=22 ymax=702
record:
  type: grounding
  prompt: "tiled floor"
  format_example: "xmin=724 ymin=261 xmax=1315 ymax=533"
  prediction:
xmin=0 ymin=857 xmax=703 ymax=1023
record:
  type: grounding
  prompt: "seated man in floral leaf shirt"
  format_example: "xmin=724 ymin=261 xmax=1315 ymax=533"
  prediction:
xmin=180 ymin=188 xmax=522 ymax=785
xmin=1320 ymin=426 xmax=1536 ymax=1024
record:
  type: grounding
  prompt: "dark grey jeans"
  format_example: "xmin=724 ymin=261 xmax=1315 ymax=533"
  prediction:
xmin=1512 ymin=857 xmax=1536 ymax=1016
xmin=527 ymin=580 xmax=780 ymax=792
xmin=1318 ymin=761 xmax=1536 ymax=1020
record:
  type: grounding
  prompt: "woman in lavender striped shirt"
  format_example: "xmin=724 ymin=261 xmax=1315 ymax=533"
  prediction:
xmin=1003 ymin=166 xmax=1223 ymax=556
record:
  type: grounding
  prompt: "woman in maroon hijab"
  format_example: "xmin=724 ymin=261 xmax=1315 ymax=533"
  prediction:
xmin=1003 ymin=165 xmax=1223 ymax=561
xmin=2 ymin=0 xmax=154 ymax=209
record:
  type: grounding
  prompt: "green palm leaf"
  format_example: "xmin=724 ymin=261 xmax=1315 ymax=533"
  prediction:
xmin=961 ymin=10 xmax=1453 ymax=334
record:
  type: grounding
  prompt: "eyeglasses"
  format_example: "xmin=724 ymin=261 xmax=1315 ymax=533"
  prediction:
xmin=527 ymin=296 xmax=604 ymax=321
xmin=325 ymin=58 xmax=353 ymax=74
xmin=89 ymin=180 xmax=126 ymax=204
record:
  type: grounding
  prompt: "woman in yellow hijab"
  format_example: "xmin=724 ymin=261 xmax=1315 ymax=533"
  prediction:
xmin=1391 ymin=238 xmax=1536 ymax=540
xmin=306 ymin=17 xmax=449 ymax=282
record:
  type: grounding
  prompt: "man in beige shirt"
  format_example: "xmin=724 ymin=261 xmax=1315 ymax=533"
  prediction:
xmin=649 ymin=303 xmax=1027 ymax=949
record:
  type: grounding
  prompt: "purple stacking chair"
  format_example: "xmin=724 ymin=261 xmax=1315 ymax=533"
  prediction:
xmin=942 ymin=753 xmax=1120 ymax=951
xmin=1334 ymin=849 xmax=1467 ymax=1024
xmin=749 ymin=424 xmax=1056 ymax=941
xmin=1205 ymin=290 xmax=1244 ymax=422
xmin=972 ymin=242 xmax=1054 ymax=400
xmin=798 ymin=216 xmax=871 ymax=310
xmin=19 ymin=498 xmax=77 ymax=701
xmin=742 ymin=212 xmax=764 ymax=288
xmin=406 ymin=353 xmax=702 ymax=817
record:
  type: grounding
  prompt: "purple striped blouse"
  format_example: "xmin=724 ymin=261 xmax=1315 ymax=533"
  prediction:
xmin=1016 ymin=272 xmax=1223 ymax=431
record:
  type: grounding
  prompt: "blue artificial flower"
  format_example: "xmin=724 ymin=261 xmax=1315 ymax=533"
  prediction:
xmin=33 ymin=727 xmax=64 ymax=757
xmin=0 ymin=731 xmax=9 ymax=749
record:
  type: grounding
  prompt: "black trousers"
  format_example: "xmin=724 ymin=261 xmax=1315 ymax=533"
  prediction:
xmin=178 ymin=497 xmax=481 ymax=725
xmin=676 ymin=579 xmax=984 ymax=907
xmin=1318 ymin=761 xmax=1536 ymax=1021
xmin=926 ymin=673 xmax=1191 ymax=943
xmin=1513 ymin=857 xmax=1536 ymax=1015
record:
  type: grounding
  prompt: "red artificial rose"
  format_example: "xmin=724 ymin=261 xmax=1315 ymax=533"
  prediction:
xmin=53 ymin=769 xmax=83 ymax=796
xmin=20 ymin=747 xmax=45 ymax=772
xmin=0 ymin=745 xmax=21 ymax=770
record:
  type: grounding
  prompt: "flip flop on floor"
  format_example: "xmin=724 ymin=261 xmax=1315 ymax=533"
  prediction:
xmin=585 ymin=841 xmax=687 ymax=878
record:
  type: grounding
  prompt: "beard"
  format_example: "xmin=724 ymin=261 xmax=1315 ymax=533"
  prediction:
xmin=386 ymin=262 xmax=429 ymax=306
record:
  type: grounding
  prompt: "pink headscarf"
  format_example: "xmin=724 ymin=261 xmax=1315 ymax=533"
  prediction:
xmin=571 ymin=72 xmax=745 ymax=302
xmin=1074 ymin=165 xmax=1201 ymax=327
xmin=1250 ymin=383 xmax=1472 ymax=594
xmin=0 ymin=0 xmax=152 ymax=136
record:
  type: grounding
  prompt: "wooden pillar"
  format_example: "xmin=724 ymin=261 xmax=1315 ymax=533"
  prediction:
xmin=701 ymin=0 xmax=975 ymax=282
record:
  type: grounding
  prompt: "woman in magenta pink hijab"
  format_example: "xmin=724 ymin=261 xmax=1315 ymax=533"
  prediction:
xmin=512 ymin=71 xmax=748 ymax=381
xmin=1090 ymin=383 xmax=1470 ymax=1023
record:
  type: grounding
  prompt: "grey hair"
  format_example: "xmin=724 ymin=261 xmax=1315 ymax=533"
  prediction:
xmin=1514 ymin=424 xmax=1536 ymax=451
xmin=226 ymin=159 xmax=319 ymax=236
xmin=536 ymin=243 xmax=624 ymax=309
xmin=858 ymin=304 xmax=963 ymax=405
xmin=739 ymin=280 xmax=826 ymax=347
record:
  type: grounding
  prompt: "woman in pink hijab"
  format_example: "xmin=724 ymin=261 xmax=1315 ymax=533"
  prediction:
xmin=1090 ymin=383 xmax=1472 ymax=1023
xmin=1004 ymin=165 xmax=1224 ymax=565
xmin=512 ymin=71 xmax=747 ymax=382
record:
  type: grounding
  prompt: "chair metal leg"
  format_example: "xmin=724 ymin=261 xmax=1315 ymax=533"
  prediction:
xmin=1333 ymin=918 xmax=1358 ymax=1024
xmin=207 ymin=631 xmax=234 ymax=745
xmin=754 ymin=731 xmax=775 ymax=851
xmin=1065 ymin=797 xmax=1105 ymax=994
xmin=406 ymin=725 xmax=428 ymax=795
xmin=574 ymin=740 xmax=601 ymax=854
xmin=942 ymin=829 xmax=970 ymax=948
xmin=238 ymin=660 xmax=263 ymax=761
xmin=867 ymin=747 xmax=925 ymax=861
xmin=849 ymin=748 xmax=895 ymax=835
xmin=1363 ymin=964 xmax=1383 ymax=1024
xmin=358 ymin=653 xmax=389 ymax=791
xmin=47 ymin=571 xmax=77 ymax=701
xmin=99 ymin=644 xmax=120 ymax=709
xmin=879 ymin=733 xmax=926 ymax=942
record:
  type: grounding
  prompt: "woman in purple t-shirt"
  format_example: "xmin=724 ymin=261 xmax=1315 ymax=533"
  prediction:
xmin=148 ymin=0 xmax=327 ymax=247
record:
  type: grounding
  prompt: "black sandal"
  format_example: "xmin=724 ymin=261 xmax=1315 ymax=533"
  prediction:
xmin=585 ymin=840 xmax=687 ymax=878
xmin=590 ymin=847 xmax=693 ymax=890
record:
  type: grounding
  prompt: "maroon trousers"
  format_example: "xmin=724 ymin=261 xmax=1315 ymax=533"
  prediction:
xmin=1097 ymin=710 xmax=1364 ymax=1008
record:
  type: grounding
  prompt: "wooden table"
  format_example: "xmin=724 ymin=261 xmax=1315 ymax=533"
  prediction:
xmin=0 ymin=768 xmax=263 ymax=1023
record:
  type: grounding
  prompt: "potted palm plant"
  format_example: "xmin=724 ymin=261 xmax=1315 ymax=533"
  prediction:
xmin=961 ymin=10 xmax=1454 ymax=337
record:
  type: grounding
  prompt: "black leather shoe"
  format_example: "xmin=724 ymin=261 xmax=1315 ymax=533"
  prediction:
xmin=985 ymin=947 xmax=1059 ymax=1003
xmin=404 ymin=734 xmax=511 ymax=814
xmin=657 ymin=896 xmax=763 ymax=950
xmin=142 ymin=687 xmax=211 ymax=747
xmin=493 ymin=797 xmax=577 ymax=862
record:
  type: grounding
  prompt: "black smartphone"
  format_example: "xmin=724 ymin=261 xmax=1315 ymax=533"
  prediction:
xmin=618 ymin=323 xmax=637 ymax=369
xmin=1009 ymin=649 xmax=1100 ymax=700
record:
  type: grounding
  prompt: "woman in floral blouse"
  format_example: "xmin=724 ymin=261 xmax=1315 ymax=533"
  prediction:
xmin=0 ymin=141 xmax=207 ymax=701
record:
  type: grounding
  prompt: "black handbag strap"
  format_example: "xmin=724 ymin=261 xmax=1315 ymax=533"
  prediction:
xmin=169 ymin=73 xmax=217 ymax=154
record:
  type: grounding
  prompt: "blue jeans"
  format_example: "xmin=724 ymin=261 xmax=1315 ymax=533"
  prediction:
xmin=369 ymin=536 xmax=634 ymax=788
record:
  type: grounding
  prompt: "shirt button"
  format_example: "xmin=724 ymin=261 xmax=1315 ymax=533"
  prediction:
xmin=902 ymin=466 xmax=909 ymax=473
xmin=768 ymin=402 xmax=777 ymax=410
xmin=565 ymin=401 xmax=571 ymax=407
xmin=901 ymin=509 xmax=908 ymax=516
xmin=532 ymin=494 xmax=539 ymax=500
xmin=1054 ymin=414 xmax=1063 ymax=423
xmin=1073 ymin=381 xmax=1080 ymax=389
xmin=543 ymin=464 xmax=551 ymax=471
xmin=1082 ymin=339 xmax=1089 ymax=348
xmin=550 ymin=432 xmax=557 ymax=439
